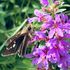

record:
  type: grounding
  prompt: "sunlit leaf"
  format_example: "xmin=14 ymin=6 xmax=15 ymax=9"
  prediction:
xmin=0 ymin=56 xmax=16 ymax=64
xmin=56 ymin=9 xmax=66 ymax=13
xmin=48 ymin=0 xmax=53 ymax=5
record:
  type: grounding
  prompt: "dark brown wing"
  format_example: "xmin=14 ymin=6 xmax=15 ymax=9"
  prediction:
xmin=7 ymin=27 xmax=27 ymax=49
xmin=2 ymin=24 xmax=33 ymax=57
xmin=2 ymin=33 xmax=26 ymax=56
xmin=18 ymin=34 xmax=31 ymax=57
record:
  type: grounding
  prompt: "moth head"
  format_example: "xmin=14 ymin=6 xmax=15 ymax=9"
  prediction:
xmin=27 ymin=24 xmax=34 ymax=33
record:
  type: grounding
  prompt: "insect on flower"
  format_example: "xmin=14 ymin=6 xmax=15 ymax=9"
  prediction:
xmin=1 ymin=23 xmax=34 ymax=57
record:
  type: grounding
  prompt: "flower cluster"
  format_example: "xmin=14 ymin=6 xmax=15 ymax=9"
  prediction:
xmin=27 ymin=0 xmax=70 ymax=70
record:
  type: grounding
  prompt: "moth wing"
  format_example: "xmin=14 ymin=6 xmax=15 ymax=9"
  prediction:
xmin=6 ymin=26 xmax=27 ymax=50
xmin=2 ymin=34 xmax=25 ymax=56
xmin=1 ymin=45 xmax=17 ymax=56
xmin=2 ymin=24 xmax=33 ymax=57
xmin=18 ymin=34 xmax=31 ymax=57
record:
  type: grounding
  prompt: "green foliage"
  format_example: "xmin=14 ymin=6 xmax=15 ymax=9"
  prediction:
xmin=62 ymin=0 xmax=70 ymax=15
xmin=0 ymin=0 xmax=40 ymax=70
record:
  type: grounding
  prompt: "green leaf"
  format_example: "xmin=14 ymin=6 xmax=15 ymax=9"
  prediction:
xmin=22 ymin=7 xmax=28 ymax=13
xmin=65 ymin=11 xmax=70 ymax=16
xmin=0 ymin=33 xmax=7 ymax=43
xmin=0 ymin=11 xmax=6 ymax=25
xmin=56 ymin=9 xmax=66 ymax=13
xmin=27 ymin=8 xmax=34 ymax=14
xmin=6 ymin=27 xmax=18 ymax=36
xmin=0 ymin=56 xmax=16 ymax=64
xmin=48 ymin=0 xmax=53 ymax=5
xmin=14 ymin=59 xmax=36 ymax=70
xmin=32 ymin=1 xmax=40 ymax=9
xmin=10 ymin=0 xmax=15 ymax=4
xmin=60 ymin=4 xmax=70 ymax=7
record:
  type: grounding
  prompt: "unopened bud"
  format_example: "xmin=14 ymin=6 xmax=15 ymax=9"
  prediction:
xmin=54 ymin=1 xmax=60 ymax=6
xmin=42 ymin=7 xmax=47 ymax=12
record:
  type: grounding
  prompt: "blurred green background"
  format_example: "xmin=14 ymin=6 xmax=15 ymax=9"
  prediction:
xmin=0 ymin=0 xmax=70 ymax=70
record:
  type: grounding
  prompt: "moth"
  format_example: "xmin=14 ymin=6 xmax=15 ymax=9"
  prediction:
xmin=2 ymin=24 xmax=34 ymax=57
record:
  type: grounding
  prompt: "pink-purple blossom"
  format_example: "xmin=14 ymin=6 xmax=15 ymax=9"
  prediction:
xmin=26 ymin=0 xmax=70 ymax=70
xmin=40 ymin=0 xmax=49 ymax=6
xmin=41 ymin=14 xmax=70 ymax=38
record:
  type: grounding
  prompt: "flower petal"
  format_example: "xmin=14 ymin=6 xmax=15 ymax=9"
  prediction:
xmin=48 ymin=29 xmax=55 ymax=38
xmin=34 ymin=9 xmax=42 ymax=17
xmin=40 ymin=0 xmax=49 ymax=6
xmin=28 ymin=17 xmax=37 ymax=23
xmin=56 ymin=28 xmax=63 ymax=37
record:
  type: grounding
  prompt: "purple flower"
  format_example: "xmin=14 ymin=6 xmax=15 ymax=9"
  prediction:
xmin=34 ymin=9 xmax=51 ymax=23
xmin=59 ymin=35 xmax=70 ymax=51
xmin=60 ymin=13 xmax=68 ymax=24
xmin=32 ymin=46 xmax=49 ymax=69
xmin=45 ymin=38 xmax=70 ymax=69
xmin=41 ymin=14 xmax=70 ymax=38
xmin=58 ymin=54 xmax=70 ymax=70
xmin=46 ymin=39 xmax=67 ymax=59
xmin=64 ymin=34 xmax=70 ymax=38
xmin=40 ymin=15 xmax=53 ymax=30
xmin=46 ymin=39 xmax=61 ymax=63
xmin=34 ymin=9 xmax=44 ymax=22
xmin=48 ymin=14 xmax=64 ymax=38
xmin=54 ymin=1 xmax=60 ymax=5
xmin=40 ymin=0 xmax=49 ymax=6
xmin=26 ymin=0 xmax=70 ymax=69
xmin=29 ymin=31 xmax=47 ymax=43
xmin=41 ymin=14 xmax=63 ymax=38
xmin=59 ymin=14 xmax=70 ymax=34
xmin=30 ymin=36 xmax=39 ymax=43
xmin=48 ymin=27 xmax=64 ymax=38
xmin=47 ymin=48 xmax=60 ymax=63
xmin=34 ymin=31 xmax=47 ymax=41
xmin=27 ymin=17 xmax=37 ymax=23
